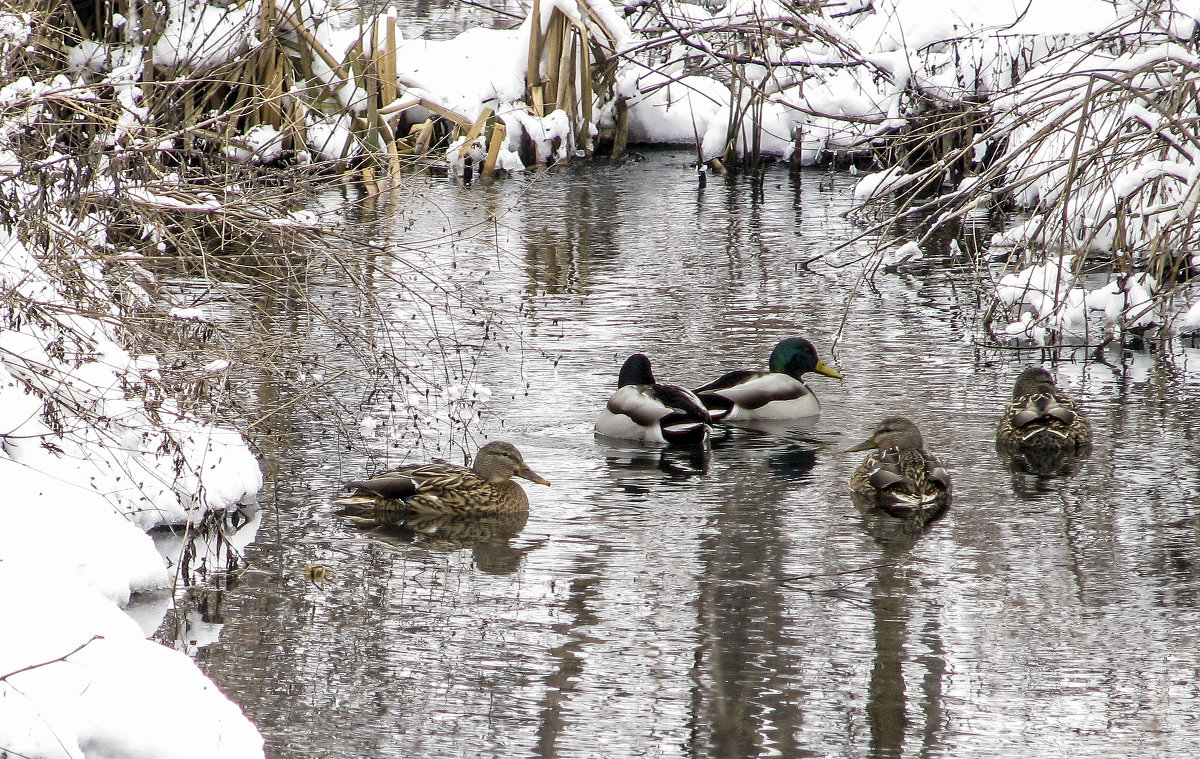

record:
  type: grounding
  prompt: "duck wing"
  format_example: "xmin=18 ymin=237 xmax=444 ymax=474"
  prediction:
xmin=1011 ymin=394 xmax=1077 ymax=429
xmin=344 ymin=475 xmax=418 ymax=501
xmin=335 ymin=462 xmax=486 ymax=519
xmin=1003 ymin=392 xmax=1091 ymax=450
xmin=697 ymin=372 xmax=808 ymax=408
xmin=606 ymin=384 xmax=674 ymax=425
xmin=863 ymin=448 xmax=950 ymax=501
xmin=694 ymin=370 xmax=762 ymax=395
xmin=607 ymin=383 xmax=710 ymax=425
xmin=695 ymin=371 xmax=813 ymax=420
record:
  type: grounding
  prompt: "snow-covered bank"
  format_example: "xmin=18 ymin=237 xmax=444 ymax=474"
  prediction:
xmin=0 ymin=567 xmax=263 ymax=759
xmin=0 ymin=226 xmax=265 ymax=756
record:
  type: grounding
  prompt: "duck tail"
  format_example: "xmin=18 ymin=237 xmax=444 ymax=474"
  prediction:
xmin=330 ymin=493 xmax=383 ymax=513
xmin=660 ymin=416 xmax=712 ymax=446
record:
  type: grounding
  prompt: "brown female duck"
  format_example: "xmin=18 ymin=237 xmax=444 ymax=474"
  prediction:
xmin=847 ymin=416 xmax=951 ymax=524
xmin=997 ymin=367 xmax=1092 ymax=454
xmin=332 ymin=441 xmax=549 ymax=522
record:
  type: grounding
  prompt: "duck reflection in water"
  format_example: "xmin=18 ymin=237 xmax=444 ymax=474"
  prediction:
xmin=999 ymin=447 xmax=1088 ymax=500
xmin=344 ymin=511 xmax=539 ymax=576
xmin=597 ymin=439 xmax=712 ymax=479
xmin=708 ymin=417 xmax=825 ymax=483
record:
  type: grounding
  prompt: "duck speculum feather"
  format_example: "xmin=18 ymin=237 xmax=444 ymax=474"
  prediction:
xmin=847 ymin=416 xmax=950 ymax=529
xmin=332 ymin=441 xmax=549 ymax=522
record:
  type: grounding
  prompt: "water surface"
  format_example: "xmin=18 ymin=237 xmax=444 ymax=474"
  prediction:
xmin=186 ymin=152 xmax=1200 ymax=758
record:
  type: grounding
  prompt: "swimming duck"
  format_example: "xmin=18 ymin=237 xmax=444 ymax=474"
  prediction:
xmin=331 ymin=441 xmax=549 ymax=521
xmin=997 ymin=367 xmax=1092 ymax=454
xmin=846 ymin=416 xmax=951 ymax=523
xmin=693 ymin=337 xmax=842 ymax=421
xmin=595 ymin=353 xmax=713 ymax=445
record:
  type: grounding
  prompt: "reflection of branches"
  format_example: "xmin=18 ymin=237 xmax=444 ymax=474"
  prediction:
xmin=0 ymin=635 xmax=103 ymax=682
xmin=778 ymin=560 xmax=896 ymax=585
xmin=778 ymin=561 xmax=896 ymax=608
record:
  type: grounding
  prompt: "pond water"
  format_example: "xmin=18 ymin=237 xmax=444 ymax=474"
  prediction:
xmin=181 ymin=152 xmax=1200 ymax=758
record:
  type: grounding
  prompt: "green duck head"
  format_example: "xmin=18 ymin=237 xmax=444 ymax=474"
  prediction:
xmin=473 ymin=441 xmax=551 ymax=486
xmin=769 ymin=338 xmax=843 ymax=380
xmin=846 ymin=416 xmax=925 ymax=452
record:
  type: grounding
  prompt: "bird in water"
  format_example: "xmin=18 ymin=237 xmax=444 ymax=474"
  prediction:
xmin=997 ymin=367 xmax=1092 ymax=455
xmin=846 ymin=416 xmax=951 ymax=527
xmin=331 ymin=441 xmax=549 ymax=523
xmin=595 ymin=353 xmax=713 ymax=445
xmin=693 ymin=337 xmax=842 ymax=421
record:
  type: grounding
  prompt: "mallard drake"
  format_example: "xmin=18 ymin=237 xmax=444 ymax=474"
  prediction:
xmin=997 ymin=367 xmax=1092 ymax=454
xmin=847 ymin=416 xmax=951 ymax=523
xmin=595 ymin=353 xmax=713 ymax=444
xmin=331 ymin=441 xmax=549 ymax=521
xmin=694 ymin=337 xmax=842 ymax=421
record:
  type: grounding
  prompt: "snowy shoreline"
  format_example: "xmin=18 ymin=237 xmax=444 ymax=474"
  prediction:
xmin=0 ymin=228 xmax=265 ymax=757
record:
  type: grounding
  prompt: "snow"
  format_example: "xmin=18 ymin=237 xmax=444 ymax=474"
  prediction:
xmin=0 ymin=12 xmax=30 ymax=45
xmin=0 ymin=566 xmax=264 ymax=759
xmin=0 ymin=227 xmax=264 ymax=755
xmin=125 ymin=186 xmax=223 ymax=211
xmin=222 ymin=124 xmax=285 ymax=164
xmin=154 ymin=0 xmax=257 ymax=70
xmin=1182 ymin=298 xmax=1200 ymax=334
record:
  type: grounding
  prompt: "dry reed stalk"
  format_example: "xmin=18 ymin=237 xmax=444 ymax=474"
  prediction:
xmin=412 ymin=119 xmax=434 ymax=155
xmin=363 ymin=27 xmax=382 ymax=155
xmin=545 ymin=13 xmax=564 ymax=107
xmin=527 ymin=0 xmax=543 ymax=115
xmin=554 ymin=23 xmax=573 ymax=115
xmin=612 ymin=96 xmax=628 ymax=159
xmin=387 ymin=138 xmax=403 ymax=184
xmin=257 ymin=0 xmax=282 ymax=128
xmin=408 ymin=97 xmax=473 ymax=131
xmin=183 ymin=91 xmax=195 ymax=152
xmin=382 ymin=13 xmax=398 ymax=107
xmin=460 ymin=108 xmax=493 ymax=146
xmin=483 ymin=120 xmax=506 ymax=177
xmin=577 ymin=34 xmax=593 ymax=153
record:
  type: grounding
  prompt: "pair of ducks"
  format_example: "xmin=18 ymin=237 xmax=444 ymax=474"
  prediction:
xmin=595 ymin=337 xmax=843 ymax=444
xmin=848 ymin=366 xmax=1092 ymax=526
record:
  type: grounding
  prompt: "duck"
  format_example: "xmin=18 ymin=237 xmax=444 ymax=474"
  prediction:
xmin=693 ymin=337 xmax=842 ymax=421
xmin=997 ymin=367 xmax=1092 ymax=454
xmin=595 ymin=353 xmax=713 ymax=445
xmin=846 ymin=416 xmax=951 ymax=524
xmin=331 ymin=441 xmax=549 ymax=522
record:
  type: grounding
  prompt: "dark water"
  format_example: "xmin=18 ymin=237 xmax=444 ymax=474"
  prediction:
xmin=184 ymin=153 xmax=1200 ymax=758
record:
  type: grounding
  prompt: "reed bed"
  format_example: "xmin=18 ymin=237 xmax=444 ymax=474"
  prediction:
xmin=3 ymin=0 xmax=631 ymax=193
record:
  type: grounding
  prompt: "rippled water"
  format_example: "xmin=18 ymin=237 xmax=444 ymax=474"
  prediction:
xmin=185 ymin=152 xmax=1200 ymax=758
